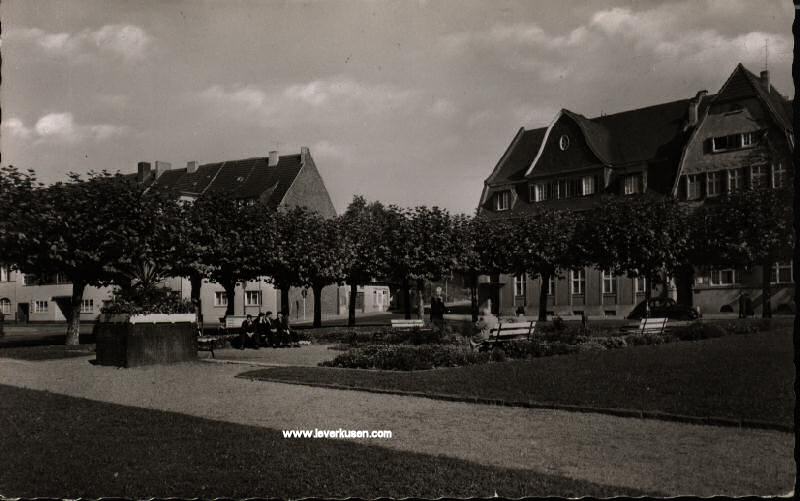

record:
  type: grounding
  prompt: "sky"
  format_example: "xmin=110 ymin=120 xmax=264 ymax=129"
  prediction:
xmin=1 ymin=0 xmax=794 ymax=215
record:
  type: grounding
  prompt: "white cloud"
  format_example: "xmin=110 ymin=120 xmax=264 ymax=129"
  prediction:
xmin=2 ymin=118 xmax=33 ymax=139
xmin=5 ymin=113 xmax=128 ymax=144
xmin=283 ymin=76 xmax=414 ymax=112
xmin=6 ymin=24 xmax=151 ymax=62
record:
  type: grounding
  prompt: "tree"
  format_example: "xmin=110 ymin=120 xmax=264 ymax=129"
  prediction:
xmin=17 ymin=171 xmax=183 ymax=345
xmin=339 ymin=196 xmax=392 ymax=326
xmin=191 ymin=192 xmax=266 ymax=317
xmin=453 ymin=214 xmax=515 ymax=321
xmin=301 ymin=215 xmax=346 ymax=327
xmin=510 ymin=209 xmax=583 ymax=321
xmin=691 ymin=187 xmax=792 ymax=318
xmin=0 ymin=166 xmax=41 ymax=268
xmin=584 ymin=194 xmax=691 ymax=310
xmin=269 ymin=206 xmax=319 ymax=317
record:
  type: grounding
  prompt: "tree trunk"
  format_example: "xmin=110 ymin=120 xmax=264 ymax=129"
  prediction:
xmin=538 ymin=270 xmax=551 ymax=322
xmin=469 ymin=274 xmax=479 ymax=322
xmin=643 ymin=272 xmax=654 ymax=318
xmin=190 ymin=273 xmax=203 ymax=324
xmin=416 ymin=279 xmax=425 ymax=320
xmin=312 ymin=284 xmax=323 ymax=328
xmin=223 ymin=281 xmax=236 ymax=317
xmin=761 ymin=258 xmax=772 ymax=318
xmin=402 ymin=277 xmax=411 ymax=320
xmin=66 ymin=280 xmax=86 ymax=346
xmin=281 ymin=285 xmax=290 ymax=316
xmin=675 ymin=265 xmax=694 ymax=307
xmin=348 ymin=282 xmax=358 ymax=326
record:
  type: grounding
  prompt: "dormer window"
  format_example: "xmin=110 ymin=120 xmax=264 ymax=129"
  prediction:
xmin=623 ymin=174 xmax=643 ymax=195
xmin=559 ymin=135 xmax=570 ymax=151
xmin=494 ymin=190 xmax=510 ymax=211
xmin=711 ymin=132 xmax=758 ymax=152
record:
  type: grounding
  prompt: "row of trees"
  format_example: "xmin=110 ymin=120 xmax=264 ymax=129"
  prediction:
xmin=0 ymin=166 xmax=793 ymax=345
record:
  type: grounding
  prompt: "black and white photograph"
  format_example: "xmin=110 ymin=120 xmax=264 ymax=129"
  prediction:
xmin=0 ymin=0 xmax=796 ymax=498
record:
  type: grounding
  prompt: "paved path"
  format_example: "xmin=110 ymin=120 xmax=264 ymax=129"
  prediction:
xmin=202 ymin=344 xmax=340 ymax=367
xmin=0 ymin=355 xmax=792 ymax=496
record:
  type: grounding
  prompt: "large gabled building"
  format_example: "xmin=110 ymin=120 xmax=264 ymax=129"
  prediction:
xmin=0 ymin=147 xmax=390 ymax=325
xmin=478 ymin=64 xmax=793 ymax=318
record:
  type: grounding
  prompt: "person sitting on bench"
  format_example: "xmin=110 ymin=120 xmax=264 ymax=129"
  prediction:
xmin=472 ymin=308 xmax=499 ymax=345
xmin=239 ymin=314 xmax=257 ymax=350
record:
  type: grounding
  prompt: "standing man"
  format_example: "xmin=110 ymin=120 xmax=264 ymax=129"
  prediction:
xmin=430 ymin=287 xmax=446 ymax=331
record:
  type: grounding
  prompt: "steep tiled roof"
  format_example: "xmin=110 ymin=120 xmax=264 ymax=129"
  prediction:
xmin=153 ymin=155 xmax=304 ymax=207
xmin=487 ymin=97 xmax=703 ymax=186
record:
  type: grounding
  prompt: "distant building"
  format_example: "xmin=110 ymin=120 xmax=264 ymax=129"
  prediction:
xmin=1 ymin=147 xmax=390 ymax=324
xmin=478 ymin=64 xmax=793 ymax=317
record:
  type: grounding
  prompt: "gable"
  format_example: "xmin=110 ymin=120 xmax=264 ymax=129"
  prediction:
xmin=526 ymin=113 xmax=605 ymax=178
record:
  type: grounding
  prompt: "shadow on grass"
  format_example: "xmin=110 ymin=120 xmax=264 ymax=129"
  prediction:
xmin=0 ymin=384 xmax=651 ymax=499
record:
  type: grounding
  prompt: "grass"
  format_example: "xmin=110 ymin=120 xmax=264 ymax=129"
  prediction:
xmin=0 ymin=345 xmax=95 ymax=361
xmin=242 ymin=329 xmax=794 ymax=427
xmin=0 ymin=384 xmax=649 ymax=498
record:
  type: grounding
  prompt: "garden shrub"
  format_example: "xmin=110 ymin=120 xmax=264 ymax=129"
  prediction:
xmin=320 ymin=344 xmax=490 ymax=371
xmin=577 ymin=341 xmax=607 ymax=352
xmin=672 ymin=322 xmax=727 ymax=341
xmin=101 ymin=286 xmax=196 ymax=315
xmin=490 ymin=348 xmax=507 ymax=362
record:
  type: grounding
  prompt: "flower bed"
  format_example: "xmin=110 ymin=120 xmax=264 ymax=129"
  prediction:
xmin=320 ymin=319 xmax=782 ymax=371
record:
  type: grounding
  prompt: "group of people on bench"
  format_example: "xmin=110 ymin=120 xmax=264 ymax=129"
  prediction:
xmin=238 ymin=312 xmax=298 ymax=349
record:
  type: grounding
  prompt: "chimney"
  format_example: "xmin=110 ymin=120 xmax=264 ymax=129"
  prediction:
xmin=687 ymin=90 xmax=708 ymax=127
xmin=137 ymin=162 xmax=151 ymax=183
xmin=760 ymin=70 xmax=770 ymax=93
xmin=300 ymin=146 xmax=310 ymax=163
xmin=154 ymin=160 xmax=171 ymax=179
xmin=186 ymin=161 xmax=198 ymax=174
xmin=268 ymin=150 xmax=279 ymax=167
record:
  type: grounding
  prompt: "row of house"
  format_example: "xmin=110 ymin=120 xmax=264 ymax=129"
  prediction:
xmin=477 ymin=64 xmax=794 ymax=318
xmin=0 ymin=148 xmax=390 ymax=324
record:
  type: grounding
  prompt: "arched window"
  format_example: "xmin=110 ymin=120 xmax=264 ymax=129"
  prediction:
xmin=0 ymin=298 xmax=11 ymax=315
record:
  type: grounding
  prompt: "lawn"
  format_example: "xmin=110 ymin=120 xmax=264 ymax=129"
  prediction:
xmin=242 ymin=329 xmax=794 ymax=427
xmin=0 ymin=345 xmax=95 ymax=361
xmin=0 ymin=384 xmax=650 ymax=498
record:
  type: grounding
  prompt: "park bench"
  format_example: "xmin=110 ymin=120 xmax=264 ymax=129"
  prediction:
xmin=637 ymin=317 xmax=668 ymax=335
xmin=473 ymin=320 xmax=536 ymax=351
xmin=390 ymin=319 xmax=425 ymax=330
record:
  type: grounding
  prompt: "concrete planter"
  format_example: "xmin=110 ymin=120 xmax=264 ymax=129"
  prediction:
xmin=95 ymin=313 xmax=198 ymax=367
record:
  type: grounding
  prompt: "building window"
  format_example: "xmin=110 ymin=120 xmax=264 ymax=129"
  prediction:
xmin=601 ymin=270 xmax=617 ymax=294
xmin=772 ymin=163 xmax=786 ymax=188
xmin=22 ymin=274 xmax=37 ymax=286
xmin=80 ymin=299 xmax=94 ymax=314
xmin=581 ymin=175 xmax=595 ymax=196
xmin=0 ymin=298 xmax=10 ymax=315
xmin=245 ymin=290 xmax=261 ymax=306
xmin=635 ymin=276 xmax=647 ymax=294
xmin=513 ymin=274 xmax=526 ymax=297
xmin=706 ymin=171 xmax=723 ymax=197
xmin=686 ymin=174 xmax=703 ymax=200
xmin=530 ymin=183 xmax=546 ymax=202
xmin=728 ymin=168 xmax=744 ymax=193
xmin=710 ymin=268 xmax=738 ymax=286
xmin=711 ymin=134 xmax=741 ymax=152
xmin=559 ymin=135 xmax=570 ymax=151
xmin=0 ymin=267 xmax=8 ymax=282
xmin=771 ymin=261 xmax=793 ymax=284
xmin=34 ymin=300 xmax=48 ymax=313
xmin=623 ymin=174 xmax=642 ymax=195
xmin=741 ymin=131 xmax=757 ymax=147
xmin=751 ymin=165 xmax=767 ymax=188
xmin=545 ymin=275 xmax=555 ymax=296
xmin=494 ymin=191 xmax=510 ymax=211
xmin=570 ymin=269 xmax=585 ymax=295
xmin=214 ymin=291 xmax=228 ymax=307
